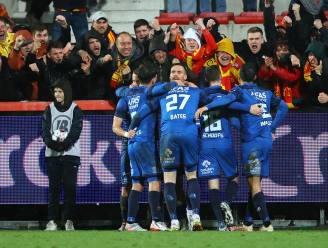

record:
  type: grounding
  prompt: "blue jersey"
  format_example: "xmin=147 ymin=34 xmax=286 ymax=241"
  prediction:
xmin=206 ymin=83 xmax=288 ymax=142
xmin=115 ymin=86 xmax=156 ymax=143
xmin=160 ymin=86 xmax=202 ymax=135
xmin=200 ymin=90 xmax=234 ymax=148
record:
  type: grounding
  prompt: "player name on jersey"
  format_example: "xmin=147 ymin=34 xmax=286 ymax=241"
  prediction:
xmin=170 ymin=113 xmax=187 ymax=120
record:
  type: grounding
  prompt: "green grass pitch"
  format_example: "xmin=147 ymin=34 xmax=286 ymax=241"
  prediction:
xmin=0 ymin=230 xmax=328 ymax=248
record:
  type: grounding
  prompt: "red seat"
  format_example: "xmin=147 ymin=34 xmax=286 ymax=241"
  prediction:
xmin=160 ymin=12 xmax=195 ymax=19
xmin=240 ymin=11 xmax=263 ymax=17
xmin=234 ymin=15 xmax=264 ymax=24
xmin=157 ymin=16 xmax=191 ymax=25
xmin=198 ymin=12 xmax=234 ymax=20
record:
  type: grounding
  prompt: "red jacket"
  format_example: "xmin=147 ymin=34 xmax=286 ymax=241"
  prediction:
xmin=258 ymin=64 xmax=302 ymax=109
xmin=169 ymin=29 xmax=217 ymax=75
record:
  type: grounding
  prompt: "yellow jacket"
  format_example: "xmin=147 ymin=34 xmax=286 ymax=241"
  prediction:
xmin=0 ymin=32 xmax=15 ymax=58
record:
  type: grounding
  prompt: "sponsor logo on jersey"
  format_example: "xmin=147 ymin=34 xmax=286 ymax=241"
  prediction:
xmin=200 ymin=160 xmax=215 ymax=175
xmin=251 ymin=91 xmax=267 ymax=101
xmin=169 ymin=86 xmax=189 ymax=94
xmin=161 ymin=148 xmax=175 ymax=164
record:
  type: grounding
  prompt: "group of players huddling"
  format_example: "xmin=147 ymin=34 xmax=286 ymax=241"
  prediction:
xmin=112 ymin=61 xmax=288 ymax=232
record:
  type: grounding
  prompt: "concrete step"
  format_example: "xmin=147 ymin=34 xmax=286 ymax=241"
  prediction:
xmin=106 ymin=9 xmax=160 ymax=23
xmin=110 ymin=22 xmax=137 ymax=34
xmin=102 ymin=0 xmax=164 ymax=11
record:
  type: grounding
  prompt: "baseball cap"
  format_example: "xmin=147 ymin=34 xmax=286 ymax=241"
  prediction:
xmin=91 ymin=11 xmax=108 ymax=22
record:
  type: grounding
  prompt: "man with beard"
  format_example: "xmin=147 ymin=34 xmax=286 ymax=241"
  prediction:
xmin=79 ymin=11 xmax=116 ymax=52
xmin=79 ymin=32 xmax=114 ymax=100
xmin=147 ymin=35 xmax=179 ymax=82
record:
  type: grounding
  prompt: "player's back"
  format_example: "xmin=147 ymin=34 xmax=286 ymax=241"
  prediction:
xmin=200 ymin=91 xmax=234 ymax=149
xmin=236 ymin=83 xmax=277 ymax=141
xmin=125 ymin=86 xmax=156 ymax=142
xmin=159 ymin=85 xmax=200 ymax=135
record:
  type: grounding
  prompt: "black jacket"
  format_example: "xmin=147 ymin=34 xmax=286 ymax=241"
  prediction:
xmin=36 ymin=55 xmax=84 ymax=101
xmin=42 ymin=79 xmax=83 ymax=163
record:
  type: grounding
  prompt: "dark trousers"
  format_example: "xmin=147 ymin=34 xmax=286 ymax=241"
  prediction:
xmin=47 ymin=158 xmax=78 ymax=221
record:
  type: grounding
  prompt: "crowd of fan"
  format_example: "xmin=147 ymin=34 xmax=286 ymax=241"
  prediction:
xmin=0 ymin=0 xmax=328 ymax=111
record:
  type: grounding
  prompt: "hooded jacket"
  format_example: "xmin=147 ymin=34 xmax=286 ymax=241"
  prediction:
xmin=42 ymin=78 xmax=83 ymax=164
xmin=147 ymin=36 xmax=174 ymax=82
xmin=204 ymin=38 xmax=245 ymax=91
xmin=80 ymin=32 xmax=114 ymax=100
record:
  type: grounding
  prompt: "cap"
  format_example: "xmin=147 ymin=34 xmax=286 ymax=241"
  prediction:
xmin=91 ymin=11 xmax=108 ymax=22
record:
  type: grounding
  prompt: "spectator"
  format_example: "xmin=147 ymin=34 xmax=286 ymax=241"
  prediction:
xmin=0 ymin=56 xmax=20 ymax=101
xmin=200 ymin=0 xmax=227 ymax=12
xmin=167 ymin=0 xmax=197 ymax=13
xmin=263 ymin=0 xmax=293 ymax=47
xmin=7 ymin=29 xmax=36 ymax=100
xmin=169 ymin=18 xmax=217 ymax=77
xmin=147 ymin=35 xmax=179 ymax=82
xmin=0 ymin=16 xmax=15 ymax=58
xmin=34 ymin=40 xmax=84 ymax=101
xmin=79 ymin=32 xmax=114 ymax=100
xmin=258 ymin=40 xmax=303 ymax=109
xmin=31 ymin=24 xmax=50 ymax=59
xmin=42 ymin=78 xmax=83 ymax=231
xmin=303 ymin=40 xmax=328 ymax=110
xmin=52 ymin=0 xmax=88 ymax=42
xmin=205 ymin=38 xmax=245 ymax=91
xmin=134 ymin=19 xmax=152 ymax=55
xmin=288 ymin=0 xmax=327 ymax=54
xmin=110 ymin=32 xmax=144 ymax=89
xmin=85 ymin=11 xmax=117 ymax=50
xmin=233 ymin=26 xmax=274 ymax=84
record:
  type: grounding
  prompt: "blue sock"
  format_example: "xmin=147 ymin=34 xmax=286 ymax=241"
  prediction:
xmin=209 ymin=189 xmax=224 ymax=222
xmin=252 ymin=192 xmax=271 ymax=226
xmin=127 ymin=190 xmax=140 ymax=224
xmin=187 ymin=179 xmax=200 ymax=214
xmin=225 ymin=180 xmax=238 ymax=203
xmin=148 ymin=191 xmax=161 ymax=221
xmin=164 ymin=183 xmax=177 ymax=220
xmin=245 ymin=192 xmax=253 ymax=225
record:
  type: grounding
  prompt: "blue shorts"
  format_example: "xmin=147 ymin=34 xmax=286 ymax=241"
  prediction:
xmin=242 ymin=136 xmax=272 ymax=177
xmin=120 ymin=140 xmax=131 ymax=187
xmin=160 ymin=133 xmax=198 ymax=172
xmin=198 ymin=144 xmax=238 ymax=178
xmin=128 ymin=141 xmax=161 ymax=183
